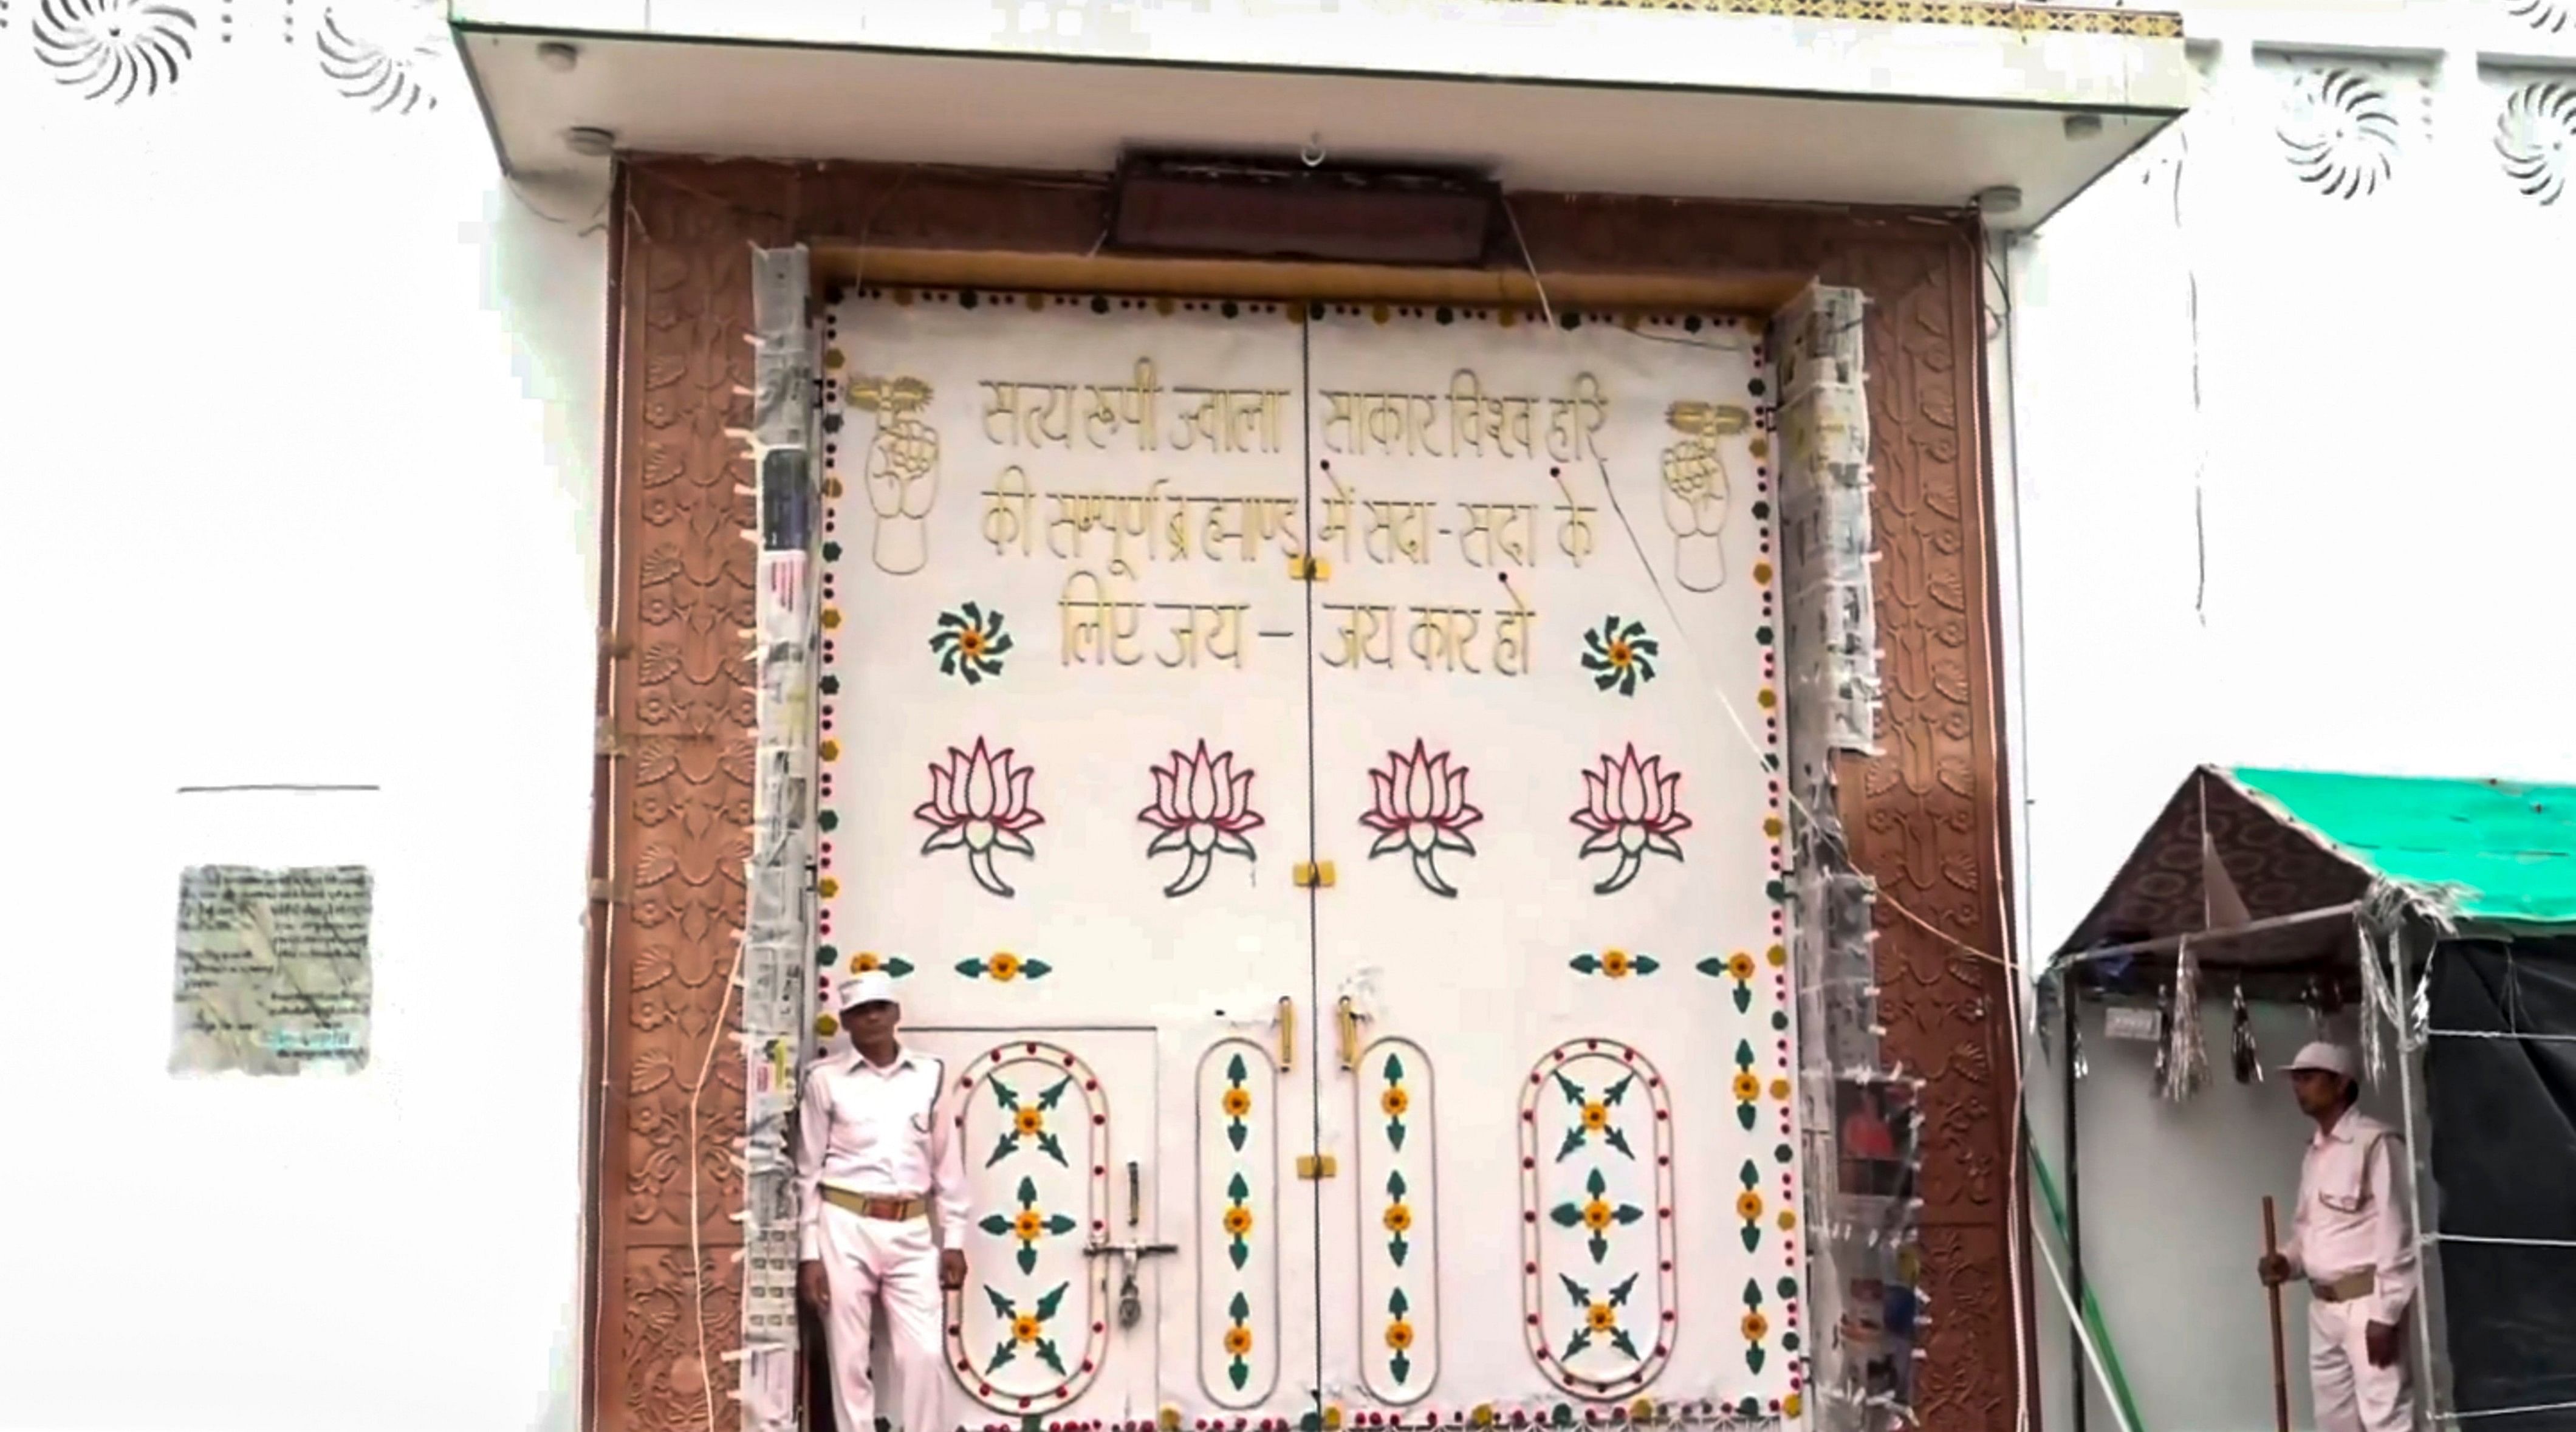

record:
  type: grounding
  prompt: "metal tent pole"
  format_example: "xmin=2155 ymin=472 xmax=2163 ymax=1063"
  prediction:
xmin=2386 ymin=929 xmax=2440 ymax=1421
xmin=2065 ymin=986 xmax=2088 ymax=1432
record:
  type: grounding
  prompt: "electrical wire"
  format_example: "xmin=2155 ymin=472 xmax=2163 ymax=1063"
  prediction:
xmin=688 ymin=942 xmax=747 ymax=1432
xmin=2173 ymin=128 xmax=2207 ymax=628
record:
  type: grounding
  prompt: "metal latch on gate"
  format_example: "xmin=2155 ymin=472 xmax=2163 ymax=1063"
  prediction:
xmin=1293 ymin=860 xmax=1337 ymax=889
xmin=1084 ymin=1159 xmax=1177 ymax=1329
xmin=1286 ymin=555 xmax=1332 ymax=582
xmin=1296 ymin=1153 xmax=1339 ymax=1180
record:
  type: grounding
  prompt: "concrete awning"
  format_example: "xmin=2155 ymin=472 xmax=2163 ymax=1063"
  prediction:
xmin=451 ymin=0 xmax=2194 ymax=227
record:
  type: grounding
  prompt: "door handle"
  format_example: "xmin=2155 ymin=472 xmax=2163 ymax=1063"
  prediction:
xmin=1337 ymin=996 xmax=1366 ymax=1071
xmin=1277 ymin=995 xmax=1297 ymax=1072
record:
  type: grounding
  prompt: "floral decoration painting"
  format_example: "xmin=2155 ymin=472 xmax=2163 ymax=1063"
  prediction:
xmin=1138 ymin=741 xmax=1264 ymax=897
xmin=930 ymin=603 xmax=1013 ymax=685
xmin=1361 ymin=739 xmax=1482 ymax=898
xmin=1580 ymin=615 xmax=1660 ymax=696
xmin=1571 ymin=745 xmax=1692 ymax=894
xmin=915 ymin=738 xmax=1044 ymax=898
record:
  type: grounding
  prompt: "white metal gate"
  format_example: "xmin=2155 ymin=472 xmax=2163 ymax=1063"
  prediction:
xmin=817 ymin=287 xmax=1802 ymax=1432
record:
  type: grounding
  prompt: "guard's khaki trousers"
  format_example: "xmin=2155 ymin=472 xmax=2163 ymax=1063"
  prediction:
xmin=2311 ymin=1297 xmax=2415 ymax=1432
xmin=818 ymin=1202 xmax=948 ymax=1432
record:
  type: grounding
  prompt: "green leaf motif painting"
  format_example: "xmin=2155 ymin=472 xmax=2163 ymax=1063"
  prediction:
xmin=1552 ymin=1071 xmax=1636 ymax=1162
xmin=1385 ymin=1287 xmax=1416 ymax=1386
xmin=1224 ymin=1290 xmax=1253 ymax=1390
xmin=929 ymin=602 xmax=1013 ymax=685
xmin=983 ymin=1075 xmax=1072 ymax=1168
xmin=1549 ymin=1166 xmax=1644 ymax=1264
xmin=981 ymin=1281 xmax=1072 ymax=1377
xmin=976 ymin=1175 xmax=1077 ymax=1273
xmin=1220 ymin=1052 xmax=1252 ymax=1152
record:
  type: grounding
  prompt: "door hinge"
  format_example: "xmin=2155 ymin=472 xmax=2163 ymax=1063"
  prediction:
xmin=1286 ymin=555 xmax=1331 ymax=583
xmin=1293 ymin=860 xmax=1337 ymax=889
xmin=1295 ymin=1153 xmax=1339 ymax=1180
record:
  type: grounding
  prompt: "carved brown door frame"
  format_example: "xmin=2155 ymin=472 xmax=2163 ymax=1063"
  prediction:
xmin=585 ymin=158 xmax=2026 ymax=1432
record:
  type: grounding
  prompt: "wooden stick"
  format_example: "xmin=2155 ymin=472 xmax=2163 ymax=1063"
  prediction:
xmin=2263 ymin=1196 xmax=2292 ymax=1432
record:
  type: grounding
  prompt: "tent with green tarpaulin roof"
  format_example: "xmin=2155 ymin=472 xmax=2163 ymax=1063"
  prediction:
xmin=2035 ymin=766 xmax=2576 ymax=1432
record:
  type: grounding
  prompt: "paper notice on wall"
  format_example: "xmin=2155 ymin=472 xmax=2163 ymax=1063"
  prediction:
xmin=170 ymin=865 xmax=373 ymax=1076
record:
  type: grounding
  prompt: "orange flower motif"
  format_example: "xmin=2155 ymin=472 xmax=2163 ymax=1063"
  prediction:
xmin=1726 ymin=951 xmax=1757 ymax=981
xmin=987 ymin=951 xmax=1024 ymax=982
xmin=1224 ymin=1326 xmax=1255 ymax=1356
xmin=1223 ymin=1207 xmax=1255 ymax=1236
xmin=1581 ymin=1200 xmax=1615 ymax=1232
xmin=1015 ymin=1106 xmax=1046 ymax=1137
xmin=1383 ymin=1203 xmax=1414 ymax=1234
xmin=1012 ymin=1314 xmax=1043 ymax=1343
xmin=852 ymin=951 xmax=883 ymax=972
xmin=1732 ymin=1072 xmax=1762 ymax=1101
xmin=1385 ymin=1320 xmax=1416 ymax=1351
xmin=1221 ymin=1088 xmax=1254 ymax=1118
xmin=1736 ymin=1191 xmax=1764 ymax=1221
xmin=1587 ymin=1303 xmax=1619 ymax=1333
xmin=1741 ymin=1310 xmax=1770 ymax=1342
xmin=1600 ymin=948 xmax=1635 ymax=979
xmin=1381 ymin=1087 xmax=1411 ymax=1119
xmin=1012 ymin=1210 xmax=1046 ymax=1242
xmin=1581 ymin=1101 xmax=1611 ymax=1132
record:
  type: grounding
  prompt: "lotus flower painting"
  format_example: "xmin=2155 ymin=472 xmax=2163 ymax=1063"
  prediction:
xmin=1138 ymin=741 xmax=1265 ymax=897
xmin=914 ymin=738 xmax=1046 ymax=898
xmin=1570 ymin=745 xmax=1693 ymax=894
xmin=1360 ymin=740 xmax=1484 ymax=898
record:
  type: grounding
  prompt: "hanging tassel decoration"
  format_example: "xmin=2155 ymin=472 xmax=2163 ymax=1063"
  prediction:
xmin=2034 ymin=972 xmax=2060 ymax=1067
xmin=2165 ymin=935 xmax=2208 ymax=1101
xmin=2307 ymin=978 xmax=2329 ymax=1042
xmin=2232 ymin=979 xmax=2261 ymax=1084
xmin=2152 ymin=979 xmax=2173 ymax=1097
xmin=2356 ymin=920 xmax=2392 ymax=1087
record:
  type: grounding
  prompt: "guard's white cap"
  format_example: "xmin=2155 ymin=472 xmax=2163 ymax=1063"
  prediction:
xmin=839 ymin=970 xmax=899 ymax=1011
xmin=2281 ymin=1041 xmax=2358 ymax=1081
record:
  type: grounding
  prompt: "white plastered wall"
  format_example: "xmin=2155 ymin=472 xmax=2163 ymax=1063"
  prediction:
xmin=1990 ymin=3 xmax=2576 ymax=1432
xmin=0 ymin=15 xmax=608 ymax=1432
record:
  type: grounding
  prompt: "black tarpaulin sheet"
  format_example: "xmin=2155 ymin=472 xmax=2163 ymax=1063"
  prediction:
xmin=2426 ymin=939 xmax=2576 ymax=1427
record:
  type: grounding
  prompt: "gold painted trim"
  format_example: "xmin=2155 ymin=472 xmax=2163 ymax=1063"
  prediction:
xmin=1521 ymin=0 xmax=2183 ymax=40
xmin=812 ymin=247 xmax=1804 ymax=313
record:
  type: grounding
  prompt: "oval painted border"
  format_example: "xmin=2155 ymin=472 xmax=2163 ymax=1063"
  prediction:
xmin=1517 ymin=1038 xmax=1679 ymax=1400
xmin=1197 ymin=1038 xmax=1283 ymax=1408
xmin=1354 ymin=1036 xmax=1441 ymax=1406
xmin=945 ymin=1040 xmax=1115 ymax=1416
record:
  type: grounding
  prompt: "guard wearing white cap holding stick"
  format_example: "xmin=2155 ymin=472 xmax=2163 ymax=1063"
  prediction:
xmin=798 ymin=970 xmax=970 ymax=1432
xmin=2257 ymin=1042 xmax=2419 ymax=1432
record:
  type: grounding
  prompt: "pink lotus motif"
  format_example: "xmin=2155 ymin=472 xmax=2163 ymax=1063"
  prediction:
xmin=914 ymin=737 xmax=1045 ymax=898
xmin=1139 ymin=741 xmax=1265 ymax=897
xmin=1571 ymin=745 xmax=1692 ymax=894
xmin=1360 ymin=739 xmax=1484 ymax=898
